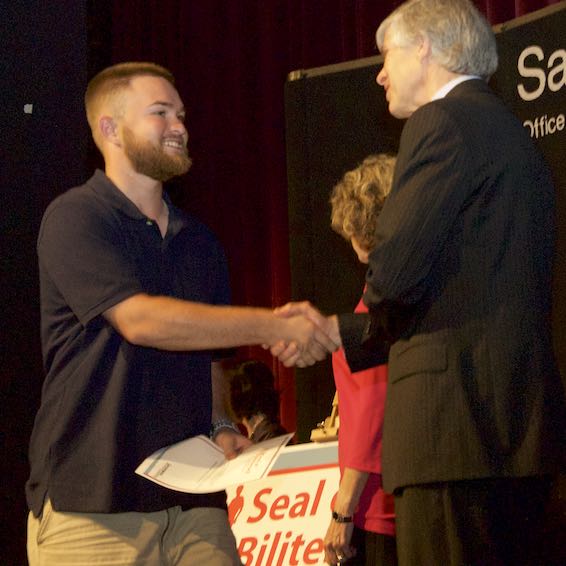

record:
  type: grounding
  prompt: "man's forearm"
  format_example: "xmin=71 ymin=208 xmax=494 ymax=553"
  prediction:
xmin=105 ymin=293 xmax=290 ymax=349
xmin=104 ymin=293 xmax=337 ymax=356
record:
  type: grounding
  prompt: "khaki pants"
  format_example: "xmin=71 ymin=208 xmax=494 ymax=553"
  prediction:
xmin=27 ymin=498 xmax=242 ymax=565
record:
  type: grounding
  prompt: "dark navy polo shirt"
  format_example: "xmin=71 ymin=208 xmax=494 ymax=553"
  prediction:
xmin=27 ymin=170 xmax=231 ymax=515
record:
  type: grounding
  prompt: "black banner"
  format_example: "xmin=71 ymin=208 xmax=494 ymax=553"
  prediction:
xmin=491 ymin=5 xmax=566 ymax=377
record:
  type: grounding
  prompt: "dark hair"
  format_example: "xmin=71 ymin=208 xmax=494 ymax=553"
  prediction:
xmin=229 ymin=360 xmax=281 ymax=422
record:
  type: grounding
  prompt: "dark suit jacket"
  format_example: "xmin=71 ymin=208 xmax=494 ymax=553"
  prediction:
xmin=339 ymin=79 xmax=566 ymax=493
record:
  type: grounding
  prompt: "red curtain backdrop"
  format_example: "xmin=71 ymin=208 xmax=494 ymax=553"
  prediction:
xmin=1 ymin=2 xmax=560 ymax=563
xmin=105 ymin=0 xmax=560 ymax=432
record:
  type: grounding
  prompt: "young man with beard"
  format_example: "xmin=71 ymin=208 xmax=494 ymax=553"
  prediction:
xmin=26 ymin=62 xmax=337 ymax=565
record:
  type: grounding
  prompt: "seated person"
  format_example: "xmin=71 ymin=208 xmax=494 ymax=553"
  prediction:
xmin=229 ymin=359 xmax=289 ymax=442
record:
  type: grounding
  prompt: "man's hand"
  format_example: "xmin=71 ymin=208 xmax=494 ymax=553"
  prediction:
xmin=214 ymin=429 xmax=252 ymax=460
xmin=271 ymin=302 xmax=342 ymax=367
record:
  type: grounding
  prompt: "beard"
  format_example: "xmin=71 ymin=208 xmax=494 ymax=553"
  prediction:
xmin=122 ymin=126 xmax=192 ymax=182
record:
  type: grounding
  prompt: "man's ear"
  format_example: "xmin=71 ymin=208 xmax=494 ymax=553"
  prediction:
xmin=417 ymin=33 xmax=432 ymax=62
xmin=99 ymin=116 xmax=121 ymax=147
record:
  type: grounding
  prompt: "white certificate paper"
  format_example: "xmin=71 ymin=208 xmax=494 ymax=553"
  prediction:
xmin=135 ymin=433 xmax=294 ymax=493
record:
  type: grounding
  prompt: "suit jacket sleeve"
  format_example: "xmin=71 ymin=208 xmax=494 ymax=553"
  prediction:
xmin=342 ymin=101 xmax=475 ymax=370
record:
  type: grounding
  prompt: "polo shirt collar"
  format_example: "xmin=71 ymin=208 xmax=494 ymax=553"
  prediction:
xmin=87 ymin=169 xmax=189 ymax=233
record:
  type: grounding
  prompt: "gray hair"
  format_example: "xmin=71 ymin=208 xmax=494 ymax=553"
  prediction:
xmin=376 ymin=0 xmax=498 ymax=80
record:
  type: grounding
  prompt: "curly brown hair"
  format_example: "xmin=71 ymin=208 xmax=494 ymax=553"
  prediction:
xmin=330 ymin=153 xmax=396 ymax=252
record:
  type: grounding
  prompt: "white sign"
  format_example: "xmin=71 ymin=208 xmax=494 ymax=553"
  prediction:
xmin=226 ymin=442 xmax=340 ymax=566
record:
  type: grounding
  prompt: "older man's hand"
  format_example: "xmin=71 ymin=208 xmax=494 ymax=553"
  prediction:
xmin=270 ymin=302 xmax=341 ymax=367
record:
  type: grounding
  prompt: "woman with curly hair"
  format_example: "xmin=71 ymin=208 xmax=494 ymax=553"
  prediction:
xmin=325 ymin=153 xmax=397 ymax=566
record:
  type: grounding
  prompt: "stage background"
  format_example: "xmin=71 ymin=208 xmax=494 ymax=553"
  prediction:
xmin=1 ymin=1 xmax=563 ymax=563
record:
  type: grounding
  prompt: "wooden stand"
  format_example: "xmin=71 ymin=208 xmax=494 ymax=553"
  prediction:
xmin=310 ymin=391 xmax=339 ymax=442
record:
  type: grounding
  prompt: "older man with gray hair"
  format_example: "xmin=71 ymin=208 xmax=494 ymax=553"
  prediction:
xmin=274 ymin=1 xmax=566 ymax=564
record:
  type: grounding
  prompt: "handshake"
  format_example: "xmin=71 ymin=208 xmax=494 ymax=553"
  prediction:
xmin=267 ymin=301 xmax=341 ymax=368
